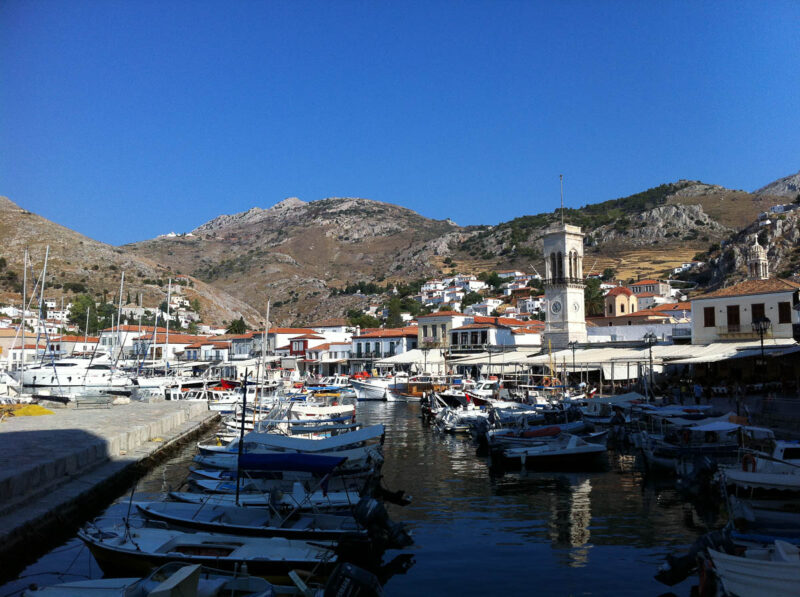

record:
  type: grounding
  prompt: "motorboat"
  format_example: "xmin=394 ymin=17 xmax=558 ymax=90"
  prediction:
xmin=497 ymin=433 xmax=607 ymax=470
xmin=708 ymin=540 xmax=800 ymax=597
xmin=19 ymin=356 xmax=133 ymax=394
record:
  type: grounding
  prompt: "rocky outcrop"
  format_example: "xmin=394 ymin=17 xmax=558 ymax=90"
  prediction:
xmin=754 ymin=169 xmax=800 ymax=198
xmin=593 ymin=204 xmax=728 ymax=247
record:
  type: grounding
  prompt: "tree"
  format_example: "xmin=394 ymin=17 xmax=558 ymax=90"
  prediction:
xmin=461 ymin=291 xmax=483 ymax=309
xmin=584 ymin=278 xmax=605 ymax=316
xmin=601 ymin=268 xmax=616 ymax=281
xmin=346 ymin=309 xmax=381 ymax=329
xmin=190 ymin=298 xmax=201 ymax=313
xmin=226 ymin=317 xmax=247 ymax=334
xmin=386 ymin=298 xmax=404 ymax=328
xmin=478 ymin=271 xmax=503 ymax=292
xmin=68 ymin=294 xmax=99 ymax=334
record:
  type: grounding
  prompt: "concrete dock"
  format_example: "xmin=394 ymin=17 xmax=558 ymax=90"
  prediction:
xmin=0 ymin=400 xmax=218 ymax=574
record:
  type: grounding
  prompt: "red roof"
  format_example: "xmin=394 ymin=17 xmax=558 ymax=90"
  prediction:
xmin=289 ymin=334 xmax=324 ymax=340
xmin=630 ymin=279 xmax=661 ymax=286
xmin=692 ymin=278 xmax=800 ymax=300
xmin=268 ymin=327 xmax=316 ymax=335
xmin=135 ymin=333 xmax=211 ymax=344
xmin=357 ymin=326 xmax=418 ymax=338
xmin=606 ymin=287 xmax=634 ymax=297
xmin=308 ymin=343 xmax=332 ymax=351
xmin=652 ymin=301 xmax=691 ymax=311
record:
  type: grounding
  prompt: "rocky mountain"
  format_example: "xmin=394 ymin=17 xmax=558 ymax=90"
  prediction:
xmin=754 ymin=169 xmax=800 ymax=199
xmin=0 ymin=196 xmax=260 ymax=327
xmin=125 ymin=197 xmax=462 ymax=325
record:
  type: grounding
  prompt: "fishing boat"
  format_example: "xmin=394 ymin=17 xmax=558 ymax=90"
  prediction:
xmin=78 ymin=523 xmax=338 ymax=583
xmin=23 ymin=562 xmax=279 ymax=596
xmin=707 ymin=540 xmax=800 ymax=597
xmin=168 ymin=481 xmax=359 ymax=511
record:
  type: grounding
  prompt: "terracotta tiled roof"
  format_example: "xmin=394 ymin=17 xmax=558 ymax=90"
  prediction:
xmin=630 ymin=279 xmax=661 ymax=285
xmin=268 ymin=327 xmax=316 ymax=335
xmin=289 ymin=334 xmax=325 ymax=340
xmin=473 ymin=316 xmax=525 ymax=326
xmin=512 ymin=327 xmax=542 ymax=335
xmin=692 ymin=278 xmax=800 ymax=300
xmin=356 ymin=326 xmax=418 ymax=338
xmin=652 ymin=301 xmax=691 ymax=311
xmin=308 ymin=343 xmax=332 ymax=351
xmin=606 ymin=287 xmax=634 ymax=297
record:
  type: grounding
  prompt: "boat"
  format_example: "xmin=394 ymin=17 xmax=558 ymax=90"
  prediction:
xmin=168 ymin=481 xmax=359 ymax=511
xmin=19 ymin=356 xmax=133 ymax=394
xmin=78 ymin=523 xmax=339 ymax=583
xmin=497 ymin=433 xmax=607 ymax=470
xmin=707 ymin=540 xmax=800 ymax=597
xmin=23 ymin=562 xmax=279 ymax=596
xmin=135 ymin=495 xmax=411 ymax=549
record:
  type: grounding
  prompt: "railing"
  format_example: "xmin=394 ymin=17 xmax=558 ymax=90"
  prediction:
xmin=544 ymin=276 xmax=585 ymax=285
xmin=715 ymin=325 xmax=773 ymax=339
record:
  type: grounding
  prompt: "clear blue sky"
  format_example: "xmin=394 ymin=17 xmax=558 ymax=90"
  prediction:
xmin=2 ymin=1 xmax=799 ymax=245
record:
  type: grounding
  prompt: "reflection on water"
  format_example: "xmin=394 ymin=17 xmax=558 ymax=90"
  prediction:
xmin=1 ymin=401 xmax=704 ymax=597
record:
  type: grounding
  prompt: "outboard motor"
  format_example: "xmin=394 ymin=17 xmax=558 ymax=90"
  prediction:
xmin=353 ymin=497 xmax=414 ymax=548
xmin=324 ymin=562 xmax=385 ymax=597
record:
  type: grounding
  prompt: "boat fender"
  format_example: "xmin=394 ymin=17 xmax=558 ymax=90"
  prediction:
xmin=742 ymin=453 xmax=757 ymax=472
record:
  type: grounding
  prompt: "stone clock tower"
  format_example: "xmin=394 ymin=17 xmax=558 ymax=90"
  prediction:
xmin=543 ymin=223 xmax=587 ymax=349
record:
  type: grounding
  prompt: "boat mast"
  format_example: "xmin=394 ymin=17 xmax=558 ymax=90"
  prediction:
xmin=163 ymin=278 xmax=172 ymax=371
xmin=36 ymin=246 xmax=49 ymax=364
xmin=21 ymin=249 xmax=27 ymax=372
xmin=116 ymin=271 xmax=125 ymax=361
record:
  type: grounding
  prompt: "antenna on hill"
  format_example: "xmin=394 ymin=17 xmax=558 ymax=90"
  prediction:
xmin=560 ymin=174 xmax=564 ymax=226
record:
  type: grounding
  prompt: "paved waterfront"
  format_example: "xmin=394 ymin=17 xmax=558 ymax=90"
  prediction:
xmin=0 ymin=400 xmax=217 ymax=572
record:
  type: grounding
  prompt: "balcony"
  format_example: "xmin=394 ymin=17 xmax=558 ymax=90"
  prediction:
xmin=716 ymin=325 xmax=772 ymax=340
xmin=544 ymin=276 xmax=584 ymax=286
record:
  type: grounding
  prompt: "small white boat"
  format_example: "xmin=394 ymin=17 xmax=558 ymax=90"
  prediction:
xmin=23 ymin=562 xmax=278 ymax=596
xmin=499 ymin=433 xmax=607 ymax=470
xmin=169 ymin=481 xmax=358 ymax=511
xmin=708 ymin=540 xmax=800 ymax=597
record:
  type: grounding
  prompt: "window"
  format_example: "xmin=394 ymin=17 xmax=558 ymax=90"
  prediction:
xmin=441 ymin=324 xmax=446 ymax=337
xmin=751 ymin=303 xmax=765 ymax=321
xmin=621 ymin=303 xmax=625 ymax=313
xmin=779 ymin=301 xmax=792 ymax=324
xmin=422 ymin=325 xmax=428 ymax=338
xmin=481 ymin=330 xmax=488 ymax=344
xmin=703 ymin=307 xmax=715 ymax=328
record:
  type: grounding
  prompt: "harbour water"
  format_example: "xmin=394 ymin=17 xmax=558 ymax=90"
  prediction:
xmin=1 ymin=401 xmax=706 ymax=596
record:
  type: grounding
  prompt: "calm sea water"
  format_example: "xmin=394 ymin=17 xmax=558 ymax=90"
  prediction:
xmin=1 ymin=402 xmax=707 ymax=596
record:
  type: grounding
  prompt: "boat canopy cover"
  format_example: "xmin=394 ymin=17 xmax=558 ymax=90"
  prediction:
xmin=238 ymin=452 xmax=347 ymax=474
xmin=244 ymin=424 xmax=384 ymax=452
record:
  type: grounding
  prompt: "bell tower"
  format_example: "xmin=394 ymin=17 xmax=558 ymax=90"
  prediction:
xmin=543 ymin=223 xmax=587 ymax=349
xmin=747 ymin=238 xmax=768 ymax=280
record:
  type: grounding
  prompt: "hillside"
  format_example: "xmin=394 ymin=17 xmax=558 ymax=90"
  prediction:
xmin=0 ymin=196 xmax=260 ymax=327
xmin=125 ymin=197 xmax=462 ymax=325
xmin=754 ymin=169 xmax=800 ymax=199
xmin=125 ymin=179 xmax=791 ymax=323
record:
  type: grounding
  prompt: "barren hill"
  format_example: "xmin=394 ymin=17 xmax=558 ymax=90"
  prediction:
xmin=125 ymin=197 xmax=462 ymax=325
xmin=0 ymin=196 xmax=260 ymax=326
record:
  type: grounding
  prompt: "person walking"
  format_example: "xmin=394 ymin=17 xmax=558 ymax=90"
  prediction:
xmin=693 ymin=382 xmax=703 ymax=405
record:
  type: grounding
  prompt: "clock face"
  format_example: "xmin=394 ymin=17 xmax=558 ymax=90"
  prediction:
xmin=550 ymin=300 xmax=562 ymax=314
xmin=572 ymin=301 xmax=581 ymax=312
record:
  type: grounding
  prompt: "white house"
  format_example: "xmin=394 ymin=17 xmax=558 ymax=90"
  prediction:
xmin=464 ymin=298 xmax=503 ymax=317
xmin=351 ymin=326 xmax=419 ymax=365
xmin=690 ymin=279 xmax=800 ymax=344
